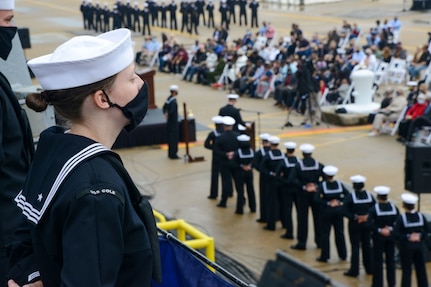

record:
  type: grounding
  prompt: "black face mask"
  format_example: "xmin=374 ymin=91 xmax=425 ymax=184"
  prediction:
xmin=103 ymin=83 xmax=149 ymax=132
xmin=239 ymin=142 xmax=250 ymax=149
xmin=0 ymin=26 xmax=17 ymax=61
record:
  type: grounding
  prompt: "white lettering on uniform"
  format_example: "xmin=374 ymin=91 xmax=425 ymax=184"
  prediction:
xmin=89 ymin=189 xmax=116 ymax=196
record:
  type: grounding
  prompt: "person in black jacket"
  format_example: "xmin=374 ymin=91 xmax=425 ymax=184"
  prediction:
xmin=367 ymin=186 xmax=399 ymax=287
xmin=276 ymin=141 xmax=299 ymax=239
xmin=218 ymin=94 xmax=246 ymax=131
xmin=180 ymin=0 xmax=189 ymax=33
xmin=343 ymin=175 xmax=375 ymax=277
xmin=253 ymin=133 xmax=271 ymax=223
xmin=196 ymin=0 xmax=205 ymax=25
xmin=226 ymin=0 xmax=236 ymax=24
xmin=206 ymin=0 xmax=215 ymax=28
xmin=159 ymin=0 xmax=168 ymax=28
xmin=163 ymin=85 xmax=180 ymax=159
xmin=314 ymin=165 xmax=348 ymax=262
xmin=394 ymin=193 xmax=429 ymax=287
xmin=168 ymin=0 xmax=178 ymax=30
xmin=249 ymin=0 xmax=258 ymax=28
xmin=232 ymin=134 xmax=256 ymax=214
xmin=219 ymin=0 xmax=229 ymax=30
xmin=289 ymin=143 xmax=324 ymax=250
xmin=7 ymin=28 xmax=160 ymax=287
xmin=238 ymin=0 xmax=247 ymax=26
xmin=213 ymin=116 xmax=240 ymax=208
xmin=0 ymin=2 xmax=35 ymax=285
xmin=204 ymin=116 xmax=224 ymax=199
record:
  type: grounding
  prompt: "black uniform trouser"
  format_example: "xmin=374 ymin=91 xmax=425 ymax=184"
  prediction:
xmin=170 ymin=16 xmax=177 ymax=29
xmin=167 ymin=121 xmax=179 ymax=158
xmin=279 ymin=188 xmax=296 ymax=235
xmin=220 ymin=161 xmax=235 ymax=205
xmin=372 ymin=235 xmax=396 ymax=287
xmin=228 ymin=9 xmax=236 ymax=24
xmin=134 ymin=19 xmax=141 ymax=32
xmin=296 ymin=191 xmax=320 ymax=248
xmin=319 ymin=207 xmax=346 ymax=260
xmin=257 ymin=173 xmax=268 ymax=222
xmin=251 ymin=13 xmax=258 ymax=28
xmin=347 ymin=220 xmax=373 ymax=275
xmin=399 ymin=242 xmax=428 ymax=287
xmin=161 ymin=15 xmax=167 ymax=27
xmin=265 ymin=181 xmax=282 ymax=229
xmin=207 ymin=13 xmax=214 ymax=27
xmin=189 ymin=20 xmax=198 ymax=34
xmin=209 ymin=157 xmax=221 ymax=198
xmin=181 ymin=17 xmax=188 ymax=32
xmin=142 ymin=22 xmax=151 ymax=35
xmin=198 ymin=11 xmax=206 ymax=25
xmin=103 ymin=20 xmax=110 ymax=32
xmin=234 ymin=170 xmax=256 ymax=213
xmin=221 ymin=16 xmax=229 ymax=30
xmin=239 ymin=11 xmax=247 ymax=26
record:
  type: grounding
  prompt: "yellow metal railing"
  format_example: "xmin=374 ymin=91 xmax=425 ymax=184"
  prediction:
xmin=155 ymin=217 xmax=216 ymax=267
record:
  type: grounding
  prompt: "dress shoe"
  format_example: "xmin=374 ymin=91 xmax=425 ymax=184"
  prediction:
xmin=207 ymin=196 xmax=217 ymax=199
xmin=280 ymin=234 xmax=294 ymax=239
xmin=169 ymin=155 xmax=181 ymax=160
xmin=339 ymin=257 xmax=346 ymax=261
xmin=290 ymin=244 xmax=306 ymax=250
xmin=250 ymin=209 xmax=256 ymax=213
xmin=343 ymin=271 xmax=358 ymax=277
xmin=315 ymin=257 xmax=328 ymax=263
xmin=263 ymin=226 xmax=275 ymax=231
xmin=256 ymin=218 xmax=266 ymax=223
xmin=235 ymin=211 xmax=243 ymax=215
xmin=216 ymin=203 xmax=226 ymax=208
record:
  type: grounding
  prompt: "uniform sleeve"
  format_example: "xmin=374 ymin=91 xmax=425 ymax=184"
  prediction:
xmin=61 ymin=185 xmax=126 ymax=286
xmin=204 ymin=132 xmax=215 ymax=150
xmin=342 ymin=194 xmax=355 ymax=220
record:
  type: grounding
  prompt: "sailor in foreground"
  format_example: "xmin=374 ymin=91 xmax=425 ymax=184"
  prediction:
xmin=343 ymin=174 xmax=375 ymax=277
xmin=204 ymin=115 xmax=224 ymax=199
xmin=394 ymin=193 xmax=429 ymax=287
xmin=253 ymin=133 xmax=271 ymax=223
xmin=367 ymin=186 xmax=399 ymax=287
xmin=7 ymin=28 xmax=161 ymax=287
xmin=314 ymin=165 xmax=348 ymax=263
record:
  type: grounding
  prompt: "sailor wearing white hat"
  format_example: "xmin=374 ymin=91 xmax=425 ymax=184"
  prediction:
xmin=163 ymin=84 xmax=180 ymax=159
xmin=219 ymin=0 xmax=229 ymax=29
xmin=168 ymin=0 xmax=178 ymax=30
xmin=0 ymin=1 xmax=36 ymax=286
xmin=214 ymin=114 xmax=240 ymax=208
xmin=206 ymin=0 xmax=215 ymax=28
xmin=259 ymin=135 xmax=285 ymax=231
xmin=204 ymin=115 xmax=225 ymax=199
xmin=232 ymin=134 xmax=256 ymax=214
xmin=253 ymin=133 xmax=272 ymax=223
xmin=141 ymin=1 xmax=151 ymax=35
xmin=219 ymin=93 xmax=246 ymax=132
xmin=394 ymin=192 xmax=429 ymax=287
xmin=249 ymin=0 xmax=259 ymax=28
xmin=343 ymin=174 xmax=375 ymax=277
xmin=290 ymin=143 xmax=324 ymax=251
xmin=132 ymin=1 xmax=142 ymax=32
xmin=278 ymin=141 xmax=299 ymax=239
xmin=315 ymin=165 xmax=348 ymax=263
xmin=368 ymin=185 xmax=399 ymax=287
xmin=9 ymin=28 xmax=161 ymax=286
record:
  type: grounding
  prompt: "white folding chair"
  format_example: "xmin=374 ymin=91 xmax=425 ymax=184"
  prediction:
xmin=387 ymin=58 xmax=407 ymax=84
xmin=389 ymin=105 xmax=408 ymax=136
xmin=374 ymin=61 xmax=389 ymax=86
xmin=181 ymin=52 xmax=194 ymax=77
xmin=149 ymin=43 xmax=163 ymax=68
xmin=263 ymin=75 xmax=277 ymax=100
xmin=319 ymin=87 xmax=329 ymax=106
xmin=341 ymin=82 xmax=355 ymax=105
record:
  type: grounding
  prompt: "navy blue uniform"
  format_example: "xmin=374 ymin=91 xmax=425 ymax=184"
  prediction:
xmin=343 ymin=190 xmax=375 ymax=276
xmin=219 ymin=4 xmax=229 ymax=30
xmin=368 ymin=201 xmax=399 ymax=287
xmin=394 ymin=211 xmax=430 ymax=287
xmin=249 ymin=0 xmax=258 ymax=28
xmin=163 ymin=95 xmax=179 ymax=159
xmin=7 ymin=127 xmax=155 ymax=287
xmin=259 ymin=149 xmax=285 ymax=230
xmin=206 ymin=1 xmax=215 ymax=28
xmin=204 ymin=128 xmax=223 ymax=199
xmin=168 ymin=1 xmax=178 ymax=29
xmin=314 ymin=180 xmax=349 ymax=261
xmin=238 ymin=0 xmax=247 ymax=26
xmin=218 ymin=104 xmax=245 ymax=131
xmin=232 ymin=147 xmax=256 ymax=214
xmin=253 ymin=146 xmax=270 ymax=223
xmin=0 ymin=73 xmax=34 ymax=287
xmin=141 ymin=7 xmax=152 ymax=35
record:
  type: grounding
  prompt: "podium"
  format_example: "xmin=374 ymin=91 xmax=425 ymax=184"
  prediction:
xmin=137 ymin=68 xmax=157 ymax=109
xmin=244 ymin=121 xmax=256 ymax=150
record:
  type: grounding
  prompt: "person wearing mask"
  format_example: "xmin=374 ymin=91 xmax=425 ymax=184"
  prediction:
xmin=343 ymin=175 xmax=375 ymax=277
xmin=393 ymin=193 xmax=429 ymax=287
xmin=163 ymin=85 xmax=180 ymax=159
xmin=314 ymin=165 xmax=349 ymax=263
xmin=0 ymin=1 xmax=35 ymax=285
xmin=218 ymin=94 xmax=246 ymax=131
xmin=7 ymin=28 xmax=161 ymax=287
xmin=367 ymin=186 xmax=399 ymax=287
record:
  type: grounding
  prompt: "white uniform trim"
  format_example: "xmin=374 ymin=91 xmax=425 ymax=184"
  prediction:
xmin=28 ymin=271 xmax=40 ymax=282
xmin=282 ymin=156 xmax=297 ymax=168
xmin=298 ymin=158 xmax=319 ymax=171
xmin=259 ymin=147 xmax=266 ymax=156
xmin=352 ymin=190 xmax=373 ymax=204
xmin=15 ymin=143 xmax=109 ymax=225
xmin=322 ymin=180 xmax=343 ymax=194
xmin=401 ymin=212 xmax=424 ymax=228
xmin=268 ymin=150 xmax=285 ymax=160
xmin=375 ymin=202 xmax=397 ymax=216
xmin=238 ymin=148 xmax=254 ymax=158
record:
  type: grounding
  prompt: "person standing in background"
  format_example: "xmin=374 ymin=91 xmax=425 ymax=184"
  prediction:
xmin=163 ymin=85 xmax=180 ymax=159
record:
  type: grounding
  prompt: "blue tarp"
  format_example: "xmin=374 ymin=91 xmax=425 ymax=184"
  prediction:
xmin=152 ymin=237 xmax=236 ymax=287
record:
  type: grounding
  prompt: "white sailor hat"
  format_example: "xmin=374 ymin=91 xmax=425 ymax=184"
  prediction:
xmin=268 ymin=136 xmax=280 ymax=145
xmin=401 ymin=193 xmax=418 ymax=204
xmin=211 ymin=115 xmax=224 ymax=124
xmin=222 ymin=116 xmax=235 ymax=126
xmin=284 ymin=141 xmax=296 ymax=149
xmin=259 ymin=133 xmax=271 ymax=140
xmin=350 ymin=175 xmax=366 ymax=183
xmin=323 ymin=165 xmax=338 ymax=176
xmin=170 ymin=85 xmax=179 ymax=91
xmin=237 ymin=134 xmax=250 ymax=141
xmin=28 ymin=29 xmax=133 ymax=90
xmin=227 ymin=94 xmax=239 ymax=100
xmin=143 ymin=2 xmax=149 ymax=6
xmin=238 ymin=124 xmax=246 ymax=131
xmin=0 ymin=0 xmax=14 ymax=9
xmin=299 ymin=143 xmax=315 ymax=153
xmin=407 ymin=81 xmax=418 ymax=87
xmin=374 ymin=186 xmax=390 ymax=195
